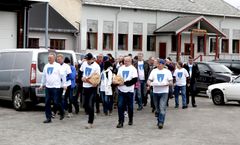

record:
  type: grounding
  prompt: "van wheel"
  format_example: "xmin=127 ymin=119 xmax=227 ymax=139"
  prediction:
xmin=13 ymin=90 xmax=26 ymax=111
xmin=212 ymin=90 xmax=224 ymax=105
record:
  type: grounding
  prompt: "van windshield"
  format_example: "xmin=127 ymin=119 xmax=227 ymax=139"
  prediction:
xmin=38 ymin=52 xmax=73 ymax=72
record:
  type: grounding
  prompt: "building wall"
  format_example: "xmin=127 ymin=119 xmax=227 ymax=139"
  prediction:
xmin=81 ymin=5 xmax=240 ymax=60
xmin=28 ymin=31 xmax=76 ymax=50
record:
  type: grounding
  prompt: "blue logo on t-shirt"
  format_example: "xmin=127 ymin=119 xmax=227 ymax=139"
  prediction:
xmin=85 ymin=67 xmax=92 ymax=76
xmin=157 ymin=74 xmax=164 ymax=82
xmin=122 ymin=71 xmax=129 ymax=79
xmin=178 ymin=72 xmax=183 ymax=78
xmin=138 ymin=64 xmax=144 ymax=70
xmin=47 ymin=67 xmax=54 ymax=75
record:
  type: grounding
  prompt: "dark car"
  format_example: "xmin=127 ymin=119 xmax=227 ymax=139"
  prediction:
xmin=213 ymin=59 xmax=240 ymax=75
xmin=195 ymin=62 xmax=235 ymax=92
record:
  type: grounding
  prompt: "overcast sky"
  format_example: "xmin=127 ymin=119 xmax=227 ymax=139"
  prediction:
xmin=224 ymin=0 xmax=240 ymax=9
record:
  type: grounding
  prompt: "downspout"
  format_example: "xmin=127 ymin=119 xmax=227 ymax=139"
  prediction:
xmin=45 ymin=2 xmax=49 ymax=49
xmin=155 ymin=10 xmax=158 ymax=57
xmin=75 ymin=21 xmax=81 ymax=52
xmin=114 ymin=6 xmax=122 ymax=58
xmin=23 ymin=6 xmax=27 ymax=48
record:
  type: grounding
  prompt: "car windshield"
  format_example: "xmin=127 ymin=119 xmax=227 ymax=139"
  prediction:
xmin=209 ymin=64 xmax=232 ymax=74
xmin=233 ymin=76 xmax=240 ymax=83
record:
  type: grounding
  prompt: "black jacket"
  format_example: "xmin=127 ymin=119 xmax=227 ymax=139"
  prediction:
xmin=183 ymin=63 xmax=200 ymax=84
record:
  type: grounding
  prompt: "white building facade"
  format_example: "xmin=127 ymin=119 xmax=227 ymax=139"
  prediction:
xmin=80 ymin=0 xmax=240 ymax=61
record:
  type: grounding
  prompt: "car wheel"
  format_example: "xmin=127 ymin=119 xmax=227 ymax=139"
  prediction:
xmin=13 ymin=90 xmax=26 ymax=111
xmin=212 ymin=90 xmax=224 ymax=105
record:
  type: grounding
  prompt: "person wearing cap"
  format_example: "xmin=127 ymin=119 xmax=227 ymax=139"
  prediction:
xmin=80 ymin=53 xmax=101 ymax=129
xmin=116 ymin=56 xmax=138 ymax=128
xmin=183 ymin=56 xmax=200 ymax=107
xmin=147 ymin=59 xmax=173 ymax=129
xmin=173 ymin=61 xmax=189 ymax=109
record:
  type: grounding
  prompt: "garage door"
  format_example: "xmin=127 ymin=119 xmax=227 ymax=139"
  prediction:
xmin=0 ymin=11 xmax=17 ymax=49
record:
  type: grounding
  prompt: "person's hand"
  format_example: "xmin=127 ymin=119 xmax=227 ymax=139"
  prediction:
xmin=82 ymin=77 xmax=87 ymax=82
xmin=63 ymin=86 xmax=67 ymax=90
xmin=38 ymin=86 xmax=44 ymax=90
xmin=187 ymin=83 xmax=190 ymax=87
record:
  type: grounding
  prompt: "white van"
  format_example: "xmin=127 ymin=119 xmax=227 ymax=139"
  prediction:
xmin=0 ymin=49 xmax=77 ymax=110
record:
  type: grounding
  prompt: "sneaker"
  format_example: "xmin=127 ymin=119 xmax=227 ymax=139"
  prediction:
xmin=43 ymin=119 xmax=52 ymax=123
xmin=137 ymin=107 xmax=143 ymax=111
xmin=175 ymin=105 xmax=179 ymax=108
xmin=67 ymin=113 xmax=73 ymax=118
xmin=158 ymin=123 xmax=163 ymax=129
xmin=124 ymin=111 xmax=128 ymax=118
xmin=116 ymin=123 xmax=123 ymax=128
xmin=104 ymin=112 xmax=108 ymax=116
xmin=85 ymin=123 xmax=93 ymax=129
xmin=51 ymin=113 xmax=56 ymax=119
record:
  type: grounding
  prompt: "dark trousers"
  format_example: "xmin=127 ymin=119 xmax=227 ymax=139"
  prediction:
xmin=64 ymin=86 xmax=79 ymax=113
xmin=118 ymin=90 xmax=134 ymax=124
xmin=45 ymin=88 xmax=63 ymax=120
xmin=186 ymin=82 xmax=197 ymax=106
xmin=83 ymin=87 xmax=97 ymax=124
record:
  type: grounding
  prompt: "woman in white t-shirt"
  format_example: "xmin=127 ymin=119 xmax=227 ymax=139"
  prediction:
xmin=100 ymin=61 xmax=113 ymax=116
xmin=173 ymin=61 xmax=189 ymax=109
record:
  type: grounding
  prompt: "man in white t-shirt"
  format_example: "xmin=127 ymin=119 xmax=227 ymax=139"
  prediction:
xmin=80 ymin=53 xmax=101 ymax=129
xmin=116 ymin=56 xmax=138 ymax=128
xmin=147 ymin=59 xmax=173 ymax=129
xmin=56 ymin=54 xmax=72 ymax=116
xmin=173 ymin=61 xmax=189 ymax=109
xmin=133 ymin=53 xmax=149 ymax=110
xmin=39 ymin=53 xmax=67 ymax=123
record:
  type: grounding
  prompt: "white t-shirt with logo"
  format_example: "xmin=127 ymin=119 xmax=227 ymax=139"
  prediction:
xmin=117 ymin=65 xmax=138 ymax=93
xmin=173 ymin=68 xmax=189 ymax=86
xmin=80 ymin=61 xmax=101 ymax=88
xmin=60 ymin=63 xmax=72 ymax=87
xmin=41 ymin=62 xmax=65 ymax=88
xmin=138 ymin=61 xmax=145 ymax=80
xmin=148 ymin=68 xmax=173 ymax=93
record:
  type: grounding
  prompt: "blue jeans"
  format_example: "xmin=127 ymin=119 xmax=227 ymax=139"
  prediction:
xmin=153 ymin=93 xmax=168 ymax=124
xmin=118 ymin=90 xmax=134 ymax=123
xmin=45 ymin=88 xmax=63 ymax=120
xmin=64 ymin=86 xmax=79 ymax=113
xmin=134 ymin=88 xmax=142 ymax=109
xmin=174 ymin=86 xmax=187 ymax=107
xmin=100 ymin=91 xmax=113 ymax=114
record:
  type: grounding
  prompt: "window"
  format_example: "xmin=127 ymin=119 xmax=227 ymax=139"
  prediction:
xmin=103 ymin=33 xmax=113 ymax=50
xmin=133 ymin=35 xmax=142 ymax=51
xmin=171 ymin=35 xmax=177 ymax=52
xmin=147 ymin=36 xmax=156 ymax=51
xmin=50 ymin=39 xmax=65 ymax=50
xmin=28 ymin=38 xmax=39 ymax=48
xmin=221 ymin=39 xmax=229 ymax=53
xmin=197 ymin=36 xmax=204 ymax=52
xmin=87 ymin=32 xmax=98 ymax=50
xmin=184 ymin=43 xmax=192 ymax=55
xmin=198 ymin=64 xmax=210 ymax=72
xmin=118 ymin=34 xmax=128 ymax=50
xmin=210 ymin=38 xmax=216 ymax=53
xmin=232 ymin=40 xmax=239 ymax=53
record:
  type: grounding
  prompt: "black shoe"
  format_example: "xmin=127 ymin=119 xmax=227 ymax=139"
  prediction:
xmin=192 ymin=104 xmax=197 ymax=108
xmin=175 ymin=105 xmax=179 ymax=108
xmin=182 ymin=106 xmax=188 ymax=109
xmin=158 ymin=123 xmax=163 ymax=129
xmin=116 ymin=123 xmax=123 ymax=128
xmin=60 ymin=115 xmax=64 ymax=120
xmin=152 ymin=108 xmax=155 ymax=113
xmin=128 ymin=121 xmax=133 ymax=126
xmin=137 ymin=107 xmax=143 ymax=111
xmin=43 ymin=119 xmax=51 ymax=123
xmin=155 ymin=112 xmax=159 ymax=117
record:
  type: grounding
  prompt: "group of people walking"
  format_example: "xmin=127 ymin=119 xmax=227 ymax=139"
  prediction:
xmin=40 ymin=52 xmax=199 ymax=129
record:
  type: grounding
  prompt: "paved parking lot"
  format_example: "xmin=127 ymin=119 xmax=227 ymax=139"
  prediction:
xmin=0 ymin=96 xmax=240 ymax=145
